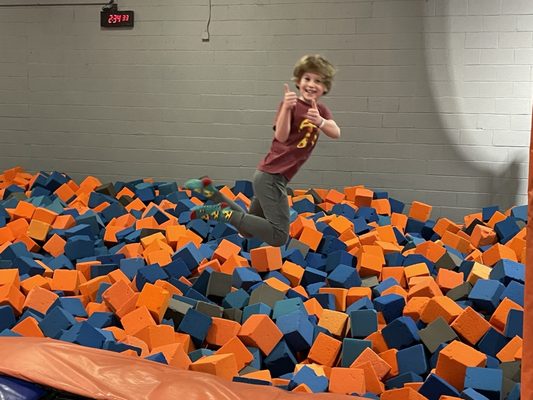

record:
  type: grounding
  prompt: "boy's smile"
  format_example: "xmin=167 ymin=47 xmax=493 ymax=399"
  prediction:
xmin=297 ymin=72 xmax=325 ymax=103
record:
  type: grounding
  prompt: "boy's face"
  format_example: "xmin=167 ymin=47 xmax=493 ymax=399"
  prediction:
xmin=297 ymin=72 xmax=326 ymax=103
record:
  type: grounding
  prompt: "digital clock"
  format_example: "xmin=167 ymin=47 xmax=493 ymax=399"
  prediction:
xmin=100 ymin=10 xmax=134 ymax=28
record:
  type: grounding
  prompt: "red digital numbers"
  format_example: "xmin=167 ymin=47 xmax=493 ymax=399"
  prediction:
xmin=107 ymin=14 xmax=129 ymax=24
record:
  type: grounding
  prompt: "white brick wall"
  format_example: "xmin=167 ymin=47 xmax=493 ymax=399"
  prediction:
xmin=0 ymin=0 xmax=531 ymax=222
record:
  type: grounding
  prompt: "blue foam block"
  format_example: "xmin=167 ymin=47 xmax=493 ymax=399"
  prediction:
xmin=373 ymin=293 xmax=405 ymax=323
xmin=464 ymin=367 xmax=502 ymax=400
xmin=242 ymin=302 xmax=271 ymax=323
xmin=505 ymin=309 xmax=523 ymax=338
xmin=145 ymin=352 xmax=168 ymax=364
xmin=461 ymin=388 xmax=491 ymax=399
xmin=468 ymin=279 xmax=505 ymax=313
xmin=381 ymin=316 xmax=420 ymax=350
xmin=327 ymin=264 xmax=361 ymax=288
xmin=494 ymin=217 xmax=521 ymax=243
xmin=349 ymin=309 xmax=378 ymax=338
xmin=301 ymin=267 xmax=327 ymax=287
xmin=418 ymin=373 xmax=461 ymax=399
xmin=0 ymin=305 xmax=16 ymax=331
xmin=272 ymin=298 xmax=304 ymax=320
xmin=222 ymin=288 xmax=250 ymax=310
xmin=276 ymin=310 xmax=314 ymax=353
xmin=136 ymin=263 xmax=168 ymax=291
xmin=177 ymin=308 xmax=212 ymax=346
xmin=119 ymin=257 xmax=145 ymax=280
xmin=172 ymin=242 xmax=203 ymax=271
xmin=341 ymin=338 xmax=372 ymax=367
xmin=477 ymin=328 xmax=509 ymax=358
xmin=385 ymin=372 xmax=423 ymax=390
xmin=74 ymin=321 xmax=107 ymax=349
xmin=489 ymin=259 xmax=524 ymax=285
xmin=397 ymin=343 xmax=428 ymax=376
xmin=288 ymin=365 xmax=328 ymax=393
xmin=263 ymin=340 xmax=297 ymax=378
xmin=38 ymin=307 xmax=77 ymax=339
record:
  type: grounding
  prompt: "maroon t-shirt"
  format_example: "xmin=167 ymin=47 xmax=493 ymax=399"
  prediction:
xmin=257 ymin=98 xmax=333 ymax=182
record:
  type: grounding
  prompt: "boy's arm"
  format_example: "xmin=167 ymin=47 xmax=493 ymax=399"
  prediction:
xmin=318 ymin=118 xmax=341 ymax=139
xmin=274 ymin=84 xmax=297 ymax=143
xmin=306 ymin=100 xmax=341 ymax=139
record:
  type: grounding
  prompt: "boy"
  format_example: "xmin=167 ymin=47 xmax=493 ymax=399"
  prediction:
xmin=185 ymin=54 xmax=341 ymax=247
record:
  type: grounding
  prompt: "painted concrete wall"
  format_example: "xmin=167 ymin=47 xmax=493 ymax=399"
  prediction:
xmin=0 ymin=0 xmax=531 ymax=221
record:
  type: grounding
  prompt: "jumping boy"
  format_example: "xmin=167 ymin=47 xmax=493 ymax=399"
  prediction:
xmin=184 ymin=54 xmax=341 ymax=247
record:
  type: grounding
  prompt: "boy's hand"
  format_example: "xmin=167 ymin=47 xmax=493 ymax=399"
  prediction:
xmin=282 ymin=83 xmax=297 ymax=110
xmin=306 ymin=99 xmax=323 ymax=127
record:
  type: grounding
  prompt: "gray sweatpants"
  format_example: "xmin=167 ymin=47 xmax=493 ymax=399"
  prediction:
xmin=210 ymin=170 xmax=290 ymax=247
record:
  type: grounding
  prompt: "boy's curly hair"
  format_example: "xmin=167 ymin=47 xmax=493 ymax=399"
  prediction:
xmin=292 ymin=54 xmax=336 ymax=94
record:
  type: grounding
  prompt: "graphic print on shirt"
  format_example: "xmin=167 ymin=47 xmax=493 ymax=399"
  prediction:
xmin=296 ymin=119 xmax=318 ymax=149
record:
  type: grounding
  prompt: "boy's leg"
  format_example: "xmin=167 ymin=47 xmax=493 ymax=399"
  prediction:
xmin=184 ymin=177 xmax=246 ymax=213
xmin=229 ymin=171 xmax=289 ymax=247
xmin=187 ymin=172 xmax=289 ymax=247
xmin=248 ymin=197 xmax=265 ymax=218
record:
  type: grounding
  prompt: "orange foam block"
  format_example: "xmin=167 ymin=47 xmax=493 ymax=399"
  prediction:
xmin=27 ymin=219 xmax=50 ymax=242
xmin=135 ymin=282 xmax=171 ymax=323
xmin=42 ymin=234 xmax=66 ymax=257
xmin=11 ymin=316 xmax=44 ymax=337
xmin=496 ymin=335 xmax=522 ymax=363
xmin=419 ymin=295 xmax=464 ymax=324
xmin=298 ymin=226 xmax=323 ymax=251
xmin=470 ymin=224 xmax=497 ymax=248
xmin=328 ymin=215 xmax=354 ymax=235
xmin=481 ymin=243 xmax=517 ymax=266
xmin=215 ymin=336 xmax=253 ymax=371
xmin=120 ymin=305 xmax=157 ymax=336
xmin=206 ymin=317 xmax=241 ymax=347
xmin=0 ymin=268 xmax=20 ymax=288
xmin=190 ymin=353 xmax=239 ymax=381
xmin=1 ymin=284 xmax=29 ymax=315
xmin=12 ymin=200 xmax=35 ymax=221
xmin=436 ymin=268 xmax=464 ymax=293
xmin=50 ymin=269 xmax=83 ymax=295
xmin=328 ymin=367 xmax=366 ymax=395
xmin=289 ymin=215 xmax=315 ymax=238
xmin=450 ymin=307 xmax=490 ymax=345
xmin=432 ymin=217 xmax=461 ymax=238
xmin=51 ymin=214 xmax=76 ymax=230
xmin=238 ymin=314 xmax=283 ymax=356
xmin=357 ymin=252 xmax=383 ymax=277
xmin=347 ymin=287 xmax=372 ymax=306
xmin=380 ymin=387 xmax=427 ymax=400
xmin=151 ymin=342 xmax=191 ymax=370
xmin=408 ymin=201 xmax=432 ymax=222
xmin=351 ymin=347 xmax=392 ymax=380
xmin=317 ymin=309 xmax=349 ymax=338
xmin=280 ymin=261 xmax=304 ymax=287
xmin=20 ymin=274 xmax=51 ymax=295
xmin=134 ymin=324 xmax=176 ymax=351
xmin=488 ymin=297 xmax=523 ymax=332
xmin=78 ymin=276 xmax=111 ymax=302
xmin=212 ymin=238 xmax=241 ymax=264
xmin=250 ymin=246 xmax=282 ymax=272
xmin=403 ymin=297 xmax=430 ymax=322
xmin=435 ymin=340 xmax=487 ymax=391
xmin=307 ymin=332 xmax=342 ymax=367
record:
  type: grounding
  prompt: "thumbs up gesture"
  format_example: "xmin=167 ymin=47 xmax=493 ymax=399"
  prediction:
xmin=306 ymin=99 xmax=323 ymax=127
xmin=282 ymin=83 xmax=298 ymax=111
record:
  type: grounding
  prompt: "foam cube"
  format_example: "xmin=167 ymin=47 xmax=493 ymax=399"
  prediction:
xmin=349 ymin=309 xmax=378 ymax=338
xmin=464 ymin=367 xmax=502 ymax=400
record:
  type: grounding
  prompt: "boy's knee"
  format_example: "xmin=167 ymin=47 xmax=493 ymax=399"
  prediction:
xmin=271 ymin=230 xmax=289 ymax=247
